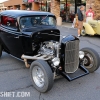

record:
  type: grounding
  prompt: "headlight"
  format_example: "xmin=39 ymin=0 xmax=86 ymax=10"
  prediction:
xmin=52 ymin=57 xmax=60 ymax=66
xmin=79 ymin=51 xmax=85 ymax=59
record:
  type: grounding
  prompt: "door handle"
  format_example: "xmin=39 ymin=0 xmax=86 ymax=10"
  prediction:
xmin=14 ymin=36 xmax=19 ymax=39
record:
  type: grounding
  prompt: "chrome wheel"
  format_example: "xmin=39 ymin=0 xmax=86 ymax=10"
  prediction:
xmin=30 ymin=60 xmax=54 ymax=92
xmin=81 ymin=47 xmax=100 ymax=73
xmin=83 ymin=52 xmax=94 ymax=69
xmin=32 ymin=66 xmax=45 ymax=88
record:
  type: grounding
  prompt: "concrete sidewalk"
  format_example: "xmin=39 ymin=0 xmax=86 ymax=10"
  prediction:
xmin=61 ymin=22 xmax=72 ymax=28
xmin=58 ymin=22 xmax=78 ymax=30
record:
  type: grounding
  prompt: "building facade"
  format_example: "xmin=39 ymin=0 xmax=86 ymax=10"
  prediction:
xmin=0 ymin=3 xmax=7 ymax=12
xmin=4 ymin=0 xmax=100 ymax=22
xmin=3 ymin=0 xmax=39 ymax=10
xmin=3 ymin=0 xmax=87 ymax=22
xmin=59 ymin=0 xmax=86 ymax=22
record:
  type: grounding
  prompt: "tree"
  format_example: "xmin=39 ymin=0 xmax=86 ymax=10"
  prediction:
xmin=93 ymin=0 xmax=100 ymax=20
xmin=50 ymin=0 xmax=60 ymax=18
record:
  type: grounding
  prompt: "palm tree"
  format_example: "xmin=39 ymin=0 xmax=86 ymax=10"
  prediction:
xmin=50 ymin=0 xmax=60 ymax=18
xmin=93 ymin=0 xmax=100 ymax=20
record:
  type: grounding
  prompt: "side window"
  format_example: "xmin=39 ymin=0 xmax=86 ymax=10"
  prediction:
xmin=1 ymin=16 xmax=17 ymax=29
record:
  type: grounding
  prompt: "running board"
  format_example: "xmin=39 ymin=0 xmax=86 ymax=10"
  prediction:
xmin=61 ymin=65 xmax=89 ymax=81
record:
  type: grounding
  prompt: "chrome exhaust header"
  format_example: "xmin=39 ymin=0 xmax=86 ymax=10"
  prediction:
xmin=21 ymin=54 xmax=52 ymax=68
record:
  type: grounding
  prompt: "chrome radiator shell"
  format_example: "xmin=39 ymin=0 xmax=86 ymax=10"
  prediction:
xmin=64 ymin=40 xmax=79 ymax=73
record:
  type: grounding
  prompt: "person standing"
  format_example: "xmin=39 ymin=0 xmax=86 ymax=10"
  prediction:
xmin=77 ymin=5 xmax=85 ymax=37
xmin=86 ymin=7 xmax=94 ymax=22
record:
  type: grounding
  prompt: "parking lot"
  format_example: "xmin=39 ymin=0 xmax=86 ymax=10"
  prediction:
xmin=0 ymin=26 xmax=100 ymax=100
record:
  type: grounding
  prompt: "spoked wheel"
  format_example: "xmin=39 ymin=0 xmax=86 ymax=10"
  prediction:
xmin=81 ymin=47 xmax=100 ymax=73
xmin=81 ymin=27 xmax=86 ymax=36
xmin=30 ymin=60 xmax=54 ymax=93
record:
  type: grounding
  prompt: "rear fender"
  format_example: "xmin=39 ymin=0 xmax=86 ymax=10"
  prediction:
xmin=83 ymin=22 xmax=96 ymax=35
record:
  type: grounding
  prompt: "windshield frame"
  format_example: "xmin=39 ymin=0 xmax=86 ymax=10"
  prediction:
xmin=19 ymin=15 xmax=56 ymax=29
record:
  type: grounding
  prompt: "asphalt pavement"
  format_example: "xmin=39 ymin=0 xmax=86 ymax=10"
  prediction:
xmin=0 ymin=26 xmax=100 ymax=100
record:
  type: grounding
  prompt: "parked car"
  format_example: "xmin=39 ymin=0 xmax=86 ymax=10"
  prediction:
xmin=81 ymin=20 xmax=100 ymax=36
xmin=0 ymin=10 xmax=100 ymax=93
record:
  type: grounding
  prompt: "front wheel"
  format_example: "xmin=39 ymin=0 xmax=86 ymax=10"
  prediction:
xmin=80 ymin=47 xmax=100 ymax=73
xmin=30 ymin=60 xmax=54 ymax=93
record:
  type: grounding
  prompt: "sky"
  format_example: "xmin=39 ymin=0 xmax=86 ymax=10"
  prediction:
xmin=0 ymin=0 xmax=8 ymax=3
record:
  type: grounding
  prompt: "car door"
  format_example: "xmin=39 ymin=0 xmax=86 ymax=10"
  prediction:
xmin=0 ymin=15 xmax=24 ymax=58
xmin=88 ymin=20 xmax=98 ymax=33
xmin=95 ymin=21 xmax=100 ymax=35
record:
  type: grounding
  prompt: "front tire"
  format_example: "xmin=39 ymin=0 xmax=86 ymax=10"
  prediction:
xmin=81 ymin=47 xmax=100 ymax=73
xmin=30 ymin=60 xmax=54 ymax=93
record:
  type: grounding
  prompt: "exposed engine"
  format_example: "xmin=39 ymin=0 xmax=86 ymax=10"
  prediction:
xmin=39 ymin=41 xmax=60 ymax=57
xmin=37 ymin=41 xmax=61 ymax=67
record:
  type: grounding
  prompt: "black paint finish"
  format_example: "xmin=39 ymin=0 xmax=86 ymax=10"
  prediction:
xmin=60 ymin=35 xmax=79 ymax=70
xmin=0 ymin=10 xmax=60 ymax=59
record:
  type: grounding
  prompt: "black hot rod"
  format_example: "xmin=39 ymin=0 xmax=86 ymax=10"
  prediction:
xmin=0 ymin=10 xmax=100 ymax=92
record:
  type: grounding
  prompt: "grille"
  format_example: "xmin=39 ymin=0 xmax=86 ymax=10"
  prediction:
xmin=65 ymin=40 xmax=79 ymax=73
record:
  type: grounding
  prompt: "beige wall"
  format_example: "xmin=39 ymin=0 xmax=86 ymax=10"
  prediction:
xmin=20 ymin=4 xmax=27 ymax=10
xmin=0 ymin=3 xmax=7 ymax=11
xmin=4 ymin=0 xmax=25 ymax=10
xmin=3 ymin=0 xmax=40 ymax=11
xmin=4 ymin=0 xmax=24 ymax=7
xmin=32 ymin=2 xmax=39 ymax=11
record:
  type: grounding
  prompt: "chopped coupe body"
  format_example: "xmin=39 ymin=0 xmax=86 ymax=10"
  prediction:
xmin=0 ymin=10 xmax=59 ymax=58
xmin=0 ymin=10 xmax=100 ymax=93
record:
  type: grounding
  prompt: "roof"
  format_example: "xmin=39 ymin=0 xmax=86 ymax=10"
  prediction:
xmin=0 ymin=10 xmax=55 ymax=18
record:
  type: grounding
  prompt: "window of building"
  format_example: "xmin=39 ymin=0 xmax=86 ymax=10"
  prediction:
xmin=76 ymin=0 xmax=86 ymax=3
xmin=39 ymin=0 xmax=51 ymax=12
xmin=60 ymin=0 xmax=86 ymax=22
xmin=66 ymin=0 xmax=75 ymax=22
xmin=60 ymin=0 xmax=75 ymax=22
xmin=47 ymin=1 xmax=51 ymax=12
xmin=39 ymin=1 xmax=47 ymax=11
xmin=81 ymin=0 xmax=86 ymax=3
xmin=1 ymin=16 xmax=17 ymax=29
xmin=26 ymin=3 xmax=32 ymax=10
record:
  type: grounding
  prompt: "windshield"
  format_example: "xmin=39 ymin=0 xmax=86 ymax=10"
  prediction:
xmin=20 ymin=15 xmax=56 ymax=28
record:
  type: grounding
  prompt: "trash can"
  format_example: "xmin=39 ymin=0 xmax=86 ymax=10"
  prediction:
xmin=57 ymin=17 xmax=62 ymax=26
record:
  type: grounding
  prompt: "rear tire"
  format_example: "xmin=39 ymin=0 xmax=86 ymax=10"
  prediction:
xmin=81 ymin=27 xmax=86 ymax=36
xmin=81 ymin=47 xmax=100 ymax=73
xmin=30 ymin=60 xmax=54 ymax=93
